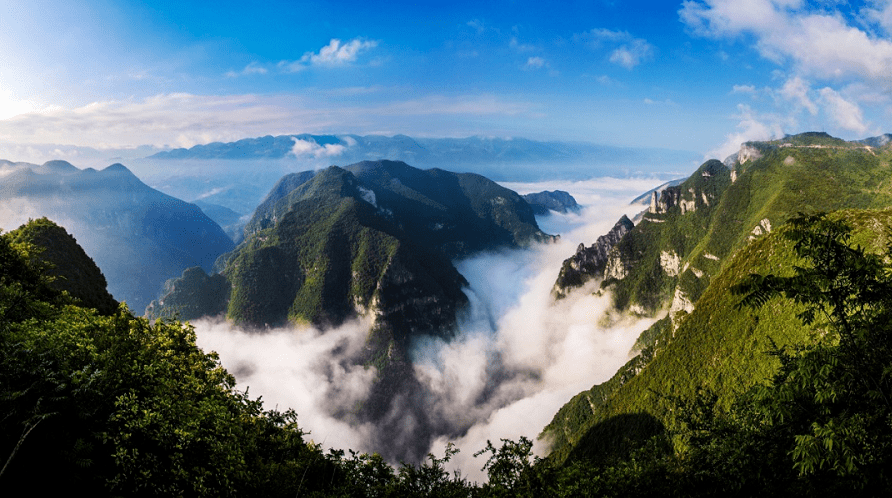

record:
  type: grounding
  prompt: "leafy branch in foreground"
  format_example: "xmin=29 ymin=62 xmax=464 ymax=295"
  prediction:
xmin=732 ymin=212 xmax=892 ymax=488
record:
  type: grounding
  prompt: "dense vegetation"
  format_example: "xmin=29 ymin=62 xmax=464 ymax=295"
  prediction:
xmin=6 ymin=211 xmax=892 ymax=495
xmin=545 ymin=135 xmax=892 ymax=464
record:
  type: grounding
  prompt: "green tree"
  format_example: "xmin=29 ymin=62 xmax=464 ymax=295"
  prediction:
xmin=733 ymin=213 xmax=892 ymax=490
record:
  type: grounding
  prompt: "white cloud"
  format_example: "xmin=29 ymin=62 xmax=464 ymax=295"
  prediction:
xmin=524 ymin=56 xmax=547 ymax=70
xmin=778 ymin=76 xmax=818 ymax=115
xmin=279 ymin=38 xmax=378 ymax=73
xmin=865 ymin=0 xmax=892 ymax=34
xmin=225 ymin=61 xmax=268 ymax=78
xmin=0 ymin=90 xmax=44 ymax=120
xmin=609 ymin=39 xmax=654 ymax=69
xmin=467 ymin=19 xmax=486 ymax=34
xmin=290 ymin=137 xmax=347 ymax=158
xmin=184 ymin=177 xmax=669 ymax=479
xmin=0 ymin=92 xmax=539 ymax=149
xmin=0 ymin=93 xmax=302 ymax=148
xmin=706 ymin=103 xmax=786 ymax=160
xmin=818 ymin=87 xmax=870 ymax=134
xmin=731 ymin=84 xmax=757 ymax=94
xmin=680 ymin=0 xmax=892 ymax=86
xmin=643 ymin=98 xmax=677 ymax=106
xmin=582 ymin=28 xmax=632 ymax=45
xmin=194 ymin=318 xmax=377 ymax=455
xmin=414 ymin=177 xmax=665 ymax=480
xmin=578 ymin=28 xmax=654 ymax=69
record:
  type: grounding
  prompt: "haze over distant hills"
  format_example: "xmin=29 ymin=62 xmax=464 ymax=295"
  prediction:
xmin=134 ymin=134 xmax=698 ymax=218
xmin=149 ymin=134 xmax=698 ymax=177
xmin=0 ymin=159 xmax=234 ymax=312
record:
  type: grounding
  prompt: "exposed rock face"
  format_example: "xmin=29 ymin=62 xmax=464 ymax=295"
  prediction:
xmin=660 ymin=251 xmax=681 ymax=277
xmin=648 ymin=187 xmax=680 ymax=214
xmin=553 ymin=215 xmax=634 ymax=298
xmin=737 ymin=144 xmax=763 ymax=165
xmin=522 ymin=190 xmax=581 ymax=215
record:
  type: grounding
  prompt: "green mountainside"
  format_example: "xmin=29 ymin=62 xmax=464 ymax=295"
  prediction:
xmin=146 ymin=160 xmax=553 ymax=462
xmin=150 ymin=160 xmax=552 ymax=333
xmin=4 ymin=217 xmax=118 ymax=315
xmin=542 ymin=133 xmax=892 ymax=467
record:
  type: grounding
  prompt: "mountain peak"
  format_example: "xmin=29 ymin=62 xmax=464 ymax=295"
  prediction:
xmin=41 ymin=160 xmax=78 ymax=174
xmin=102 ymin=163 xmax=132 ymax=173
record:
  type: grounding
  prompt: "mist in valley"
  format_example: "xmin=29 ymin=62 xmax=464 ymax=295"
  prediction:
xmin=193 ymin=176 xmax=664 ymax=481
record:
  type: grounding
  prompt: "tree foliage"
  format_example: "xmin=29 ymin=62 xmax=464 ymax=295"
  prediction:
xmin=729 ymin=212 xmax=892 ymax=490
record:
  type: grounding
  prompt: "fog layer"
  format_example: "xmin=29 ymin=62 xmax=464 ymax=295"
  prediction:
xmin=193 ymin=176 xmax=664 ymax=481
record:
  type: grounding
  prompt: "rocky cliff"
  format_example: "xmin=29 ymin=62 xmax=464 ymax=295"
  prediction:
xmin=552 ymin=215 xmax=634 ymax=298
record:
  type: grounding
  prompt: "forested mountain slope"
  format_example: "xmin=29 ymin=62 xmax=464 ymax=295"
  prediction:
xmin=543 ymin=132 xmax=892 ymax=465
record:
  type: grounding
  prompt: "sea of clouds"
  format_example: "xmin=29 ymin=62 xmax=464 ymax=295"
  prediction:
xmin=192 ymin=175 xmax=668 ymax=482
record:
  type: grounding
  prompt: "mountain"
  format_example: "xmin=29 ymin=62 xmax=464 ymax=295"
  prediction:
xmin=0 ymin=160 xmax=235 ymax=312
xmin=522 ymin=190 xmax=581 ymax=215
xmin=552 ymin=215 xmax=634 ymax=299
xmin=146 ymin=160 xmax=554 ymax=461
xmin=150 ymin=160 xmax=553 ymax=329
xmin=193 ymin=200 xmax=246 ymax=242
xmin=4 ymin=217 xmax=118 ymax=315
xmin=542 ymin=132 xmax=892 ymax=465
xmin=858 ymin=133 xmax=892 ymax=148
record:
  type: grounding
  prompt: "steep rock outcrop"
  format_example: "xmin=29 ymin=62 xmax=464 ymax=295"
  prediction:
xmin=542 ymin=133 xmax=892 ymax=467
xmin=552 ymin=215 xmax=634 ymax=298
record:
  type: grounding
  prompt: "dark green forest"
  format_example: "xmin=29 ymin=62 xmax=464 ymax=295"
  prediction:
xmin=3 ymin=213 xmax=892 ymax=496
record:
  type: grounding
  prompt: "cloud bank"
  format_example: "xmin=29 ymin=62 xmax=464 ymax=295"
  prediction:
xmin=191 ymin=176 xmax=665 ymax=481
xmin=279 ymin=38 xmax=379 ymax=73
xmin=290 ymin=137 xmax=347 ymax=158
xmin=0 ymin=92 xmax=539 ymax=149
xmin=683 ymin=0 xmax=891 ymax=155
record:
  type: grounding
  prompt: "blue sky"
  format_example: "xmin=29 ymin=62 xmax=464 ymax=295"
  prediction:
xmin=1 ymin=0 xmax=891 ymax=159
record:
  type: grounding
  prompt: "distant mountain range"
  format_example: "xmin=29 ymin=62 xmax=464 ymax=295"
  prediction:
xmin=0 ymin=160 xmax=234 ymax=312
xmin=149 ymin=134 xmax=698 ymax=177
xmin=522 ymin=190 xmax=581 ymax=215
xmin=137 ymin=134 xmax=699 ymax=217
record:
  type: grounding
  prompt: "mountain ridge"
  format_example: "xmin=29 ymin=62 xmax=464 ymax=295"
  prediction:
xmin=541 ymin=131 xmax=892 ymax=466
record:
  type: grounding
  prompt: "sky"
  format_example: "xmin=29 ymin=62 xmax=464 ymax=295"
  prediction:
xmin=1 ymin=0 xmax=891 ymax=160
